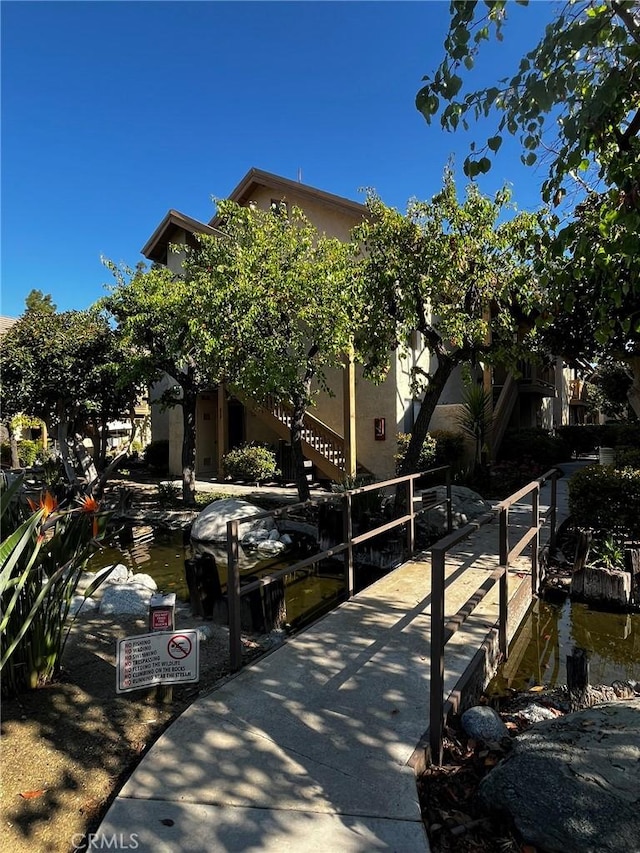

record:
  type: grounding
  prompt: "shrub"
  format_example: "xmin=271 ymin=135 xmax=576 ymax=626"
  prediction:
xmin=156 ymin=480 xmax=180 ymax=505
xmin=615 ymin=446 xmax=640 ymax=470
xmin=222 ymin=443 xmax=279 ymax=483
xmin=568 ymin=464 xmax=640 ymax=538
xmin=395 ymin=433 xmax=437 ymax=473
xmin=430 ymin=430 xmax=466 ymax=470
xmin=144 ymin=439 xmax=169 ymax=472
xmin=499 ymin=428 xmax=571 ymax=471
xmin=0 ymin=440 xmax=43 ymax=468
xmin=556 ymin=425 xmax=601 ymax=458
xmin=17 ymin=439 xmax=42 ymax=468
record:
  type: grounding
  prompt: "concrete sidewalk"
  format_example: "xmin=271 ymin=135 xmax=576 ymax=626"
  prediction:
xmin=97 ymin=469 xmax=579 ymax=852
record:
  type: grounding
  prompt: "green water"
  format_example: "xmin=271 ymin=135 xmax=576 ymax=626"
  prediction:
xmin=491 ymin=598 xmax=640 ymax=693
xmin=86 ymin=526 xmax=345 ymax=630
xmin=87 ymin=527 xmax=191 ymax=600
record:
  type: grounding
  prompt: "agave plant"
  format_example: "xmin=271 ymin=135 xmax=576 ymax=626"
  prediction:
xmin=0 ymin=473 xmax=114 ymax=697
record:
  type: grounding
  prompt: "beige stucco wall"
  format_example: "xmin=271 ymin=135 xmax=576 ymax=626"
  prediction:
xmin=166 ymin=230 xmax=187 ymax=275
xmin=149 ymin=374 xmax=177 ymax=444
xmin=242 ymin=186 xmax=364 ymax=241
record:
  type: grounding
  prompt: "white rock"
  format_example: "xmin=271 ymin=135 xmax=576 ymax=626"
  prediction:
xmin=68 ymin=595 xmax=100 ymax=616
xmin=516 ymin=703 xmax=558 ymax=723
xmin=196 ymin=624 xmax=217 ymax=642
xmin=256 ymin=540 xmax=287 ymax=557
xmin=191 ymin=498 xmax=275 ymax=543
xmin=280 ymin=533 xmax=293 ymax=546
xmin=130 ymin=572 xmax=158 ymax=591
xmin=243 ymin=528 xmax=270 ymax=544
xmin=100 ymin=584 xmax=151 ymax=616
xmin=268 ymin=529 xmax=281 ymax=541
xmin=104 ymin=564 xmax=131 ymax=584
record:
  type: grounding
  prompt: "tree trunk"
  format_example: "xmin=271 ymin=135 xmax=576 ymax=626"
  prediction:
xmin=8 ymin=422 xmax=19 ymax=469
xmin=181 ymin=384 xmax=197 ymax=508
xmin=290 ymin=395 xmax=311 ymax=503
xmin=97 ymin=415 xmax=109 ymax=471
xmin=626 ymin=355 xmax=640 ymax=419
xmin=58 ymin=420 xmax=78 ymax=488
xmin=399 ymin=354 xmax=456 ymax=476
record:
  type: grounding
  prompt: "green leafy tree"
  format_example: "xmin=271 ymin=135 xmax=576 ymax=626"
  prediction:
xmin=353 ymin=170 xmax=542 ymax=476
xmin=416 ymin=0 xmax=640 ymax=357
xmin=0 ymin=305 xmax=139 ymax=482
xmin=540 ymin=192 xmax=640 ymax=415
xmin=102 ymin=262 xmax=223 ymax=507
xmin=24 ymin=289 xmax=56 ymax=315
xmin=183 ymin=200 xmax=360 ymax=501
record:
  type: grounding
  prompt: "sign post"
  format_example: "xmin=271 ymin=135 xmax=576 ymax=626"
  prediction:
xmin=149 ymin=593 xmax=176 ymax=703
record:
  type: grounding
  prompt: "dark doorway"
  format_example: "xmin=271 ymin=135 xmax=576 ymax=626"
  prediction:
xmin=228 ymin=399 xmax=245 ymax=450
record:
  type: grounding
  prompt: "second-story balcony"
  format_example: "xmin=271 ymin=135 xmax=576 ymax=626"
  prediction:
xmin=569 ymin=378 xmax=589 ymax=405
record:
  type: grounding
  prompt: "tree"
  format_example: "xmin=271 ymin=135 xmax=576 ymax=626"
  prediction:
xmin=183 ymin=200 xmax=360 ymax=502
xmin=590 ymin=360 xmax=634 ymax=418
xmin=102 ymin=262 xmax=223 ymax=507
xmin=0 ymin=304 xmax=139 ymax=481
xmin=416 ymin=0 xmax=640 ymax=347
xmin=24 ymin=289 xmax=56 ymax=314
xmin=353 ymin=170 xmax=542 ymax=476
xmin=540 ymin=192 xmax=640 ymax=416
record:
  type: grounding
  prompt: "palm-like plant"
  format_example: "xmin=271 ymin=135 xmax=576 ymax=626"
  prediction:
xmin=456 ymin=384 xmax=493 ymax=468
xmin=1 ymin=474 xmax=114 ymax=697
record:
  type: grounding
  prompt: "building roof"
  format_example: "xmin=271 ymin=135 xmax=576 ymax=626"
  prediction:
xmin=141 ymin=210 xmax=224 ymax=263
xmin=0 ymin=316 xmax=17 ymax=337
xmin=208 ymin=167 xmax=367 ymax=227
xmin=141 ymin=169 xmax=368 ymax=263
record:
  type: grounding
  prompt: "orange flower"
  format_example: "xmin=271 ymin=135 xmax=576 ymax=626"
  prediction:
xmin=78 ymin=495 xmax=99 ymax=514
xmin=27 ymin=491 xmax=58 ymax=519
xmin=77 ymin=494 xmax=100 ymax=537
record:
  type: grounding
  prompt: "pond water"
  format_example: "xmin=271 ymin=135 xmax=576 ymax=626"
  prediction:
xmin=489 ymin=597 xmax=640 ymax=694
xmin=86 ymin=525 xmax=350 ymax=632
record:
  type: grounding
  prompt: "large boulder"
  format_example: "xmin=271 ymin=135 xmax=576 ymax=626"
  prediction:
xmin=461 ymin=705 xmax=509 ymax=742
xmin=419 ymin=485 xmax=492 ymax=536
xmin=478 ymin=699 xmax=640 ymax=852
xmin=99 ymin=584 xmax=152 ymax=616
xmin=191 ymin=498 xmax=277 ymax=544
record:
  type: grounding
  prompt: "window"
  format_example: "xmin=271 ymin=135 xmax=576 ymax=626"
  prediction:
xmin=270 ymin=198 xmax=288 ymax=216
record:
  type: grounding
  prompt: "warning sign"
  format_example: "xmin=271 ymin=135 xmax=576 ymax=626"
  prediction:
xmin=116 ymin=630 xmax=199 ymax=694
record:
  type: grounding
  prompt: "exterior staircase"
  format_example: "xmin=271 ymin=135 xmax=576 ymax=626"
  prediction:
xmin=492 ymin=372 xmax=518 ymax=456
xmin=241 ymin=394 xmax=349 ymax=482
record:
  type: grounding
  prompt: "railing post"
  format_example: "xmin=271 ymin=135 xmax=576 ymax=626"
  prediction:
xmin=429 ymin=546 xmax=446 ymax=766
xmin=406 ymin=476 xmax=415 ymax=556
xmin=227 ymin=519 xmax=242 ymax=672
xmin=531 ymin=485 xmax=540 ymax=595
xmin=445 ymin=467 xmax=453 ymax=535
xmin=343 ymin=492 xmax=354 ymax=597
xmin=499 ymin=506 xmax=509 ymax=568
xmin=499 ymin=567 xmax=508 ymax=660
xmin=549 ymin=472 xmax=558 ymax=552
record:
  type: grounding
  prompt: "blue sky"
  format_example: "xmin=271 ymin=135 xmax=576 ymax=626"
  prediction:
xmin=1 ymin=1 xmax=558 ymax=318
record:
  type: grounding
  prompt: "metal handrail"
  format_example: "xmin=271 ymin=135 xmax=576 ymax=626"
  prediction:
xmin=428 ymin=467 xmax=560 ymax=765
xmin=226 ymin=465 xmax=453 ymax=670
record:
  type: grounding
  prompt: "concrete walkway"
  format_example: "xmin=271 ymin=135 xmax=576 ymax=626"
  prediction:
xmin=97 ymin=467 xmax=582 ymax=852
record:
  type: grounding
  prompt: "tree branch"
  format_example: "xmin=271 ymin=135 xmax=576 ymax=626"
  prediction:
xmin=612 ymin=1 xmax=640 ymax=47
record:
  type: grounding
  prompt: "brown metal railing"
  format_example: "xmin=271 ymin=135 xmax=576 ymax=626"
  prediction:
xmin=226 ymin=466 xmax=453 ymax=671
xmin=428 ymin=467 xmax=560 ymax=765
